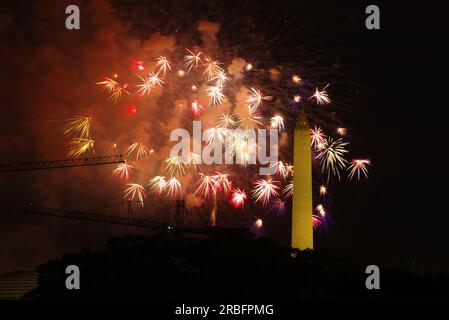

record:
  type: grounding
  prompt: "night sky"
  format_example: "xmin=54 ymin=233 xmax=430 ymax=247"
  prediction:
xmin=0 ymin=0 xmax=448 ymax=273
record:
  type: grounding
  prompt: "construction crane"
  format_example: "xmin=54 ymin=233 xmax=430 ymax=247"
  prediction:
xmin=25 ymin=204 xmax=173 ymax=231
xmin=0 ymin=155 xmax=124 ymax=173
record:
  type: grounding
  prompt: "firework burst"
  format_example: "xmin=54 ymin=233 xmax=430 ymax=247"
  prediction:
xmin=112 ymin=162 xmax=134 ymax=180
xmin=246 ymin=88 xmax=272 ymax=111
xmin=68 ymin=138 xmax=94 ymax=157
xmin=207 ymin=85 xmax=226 ymax=107
xmin=270 ymin=115 xmax=284 ymax=131
xmin=123 ymin=183 xmax=146 ymax=206
xmin=309 ymin=84 xmax=331 ymax=105
xmin=64 ymin=116 xmax=92 ymax=139
xmin=156 ymin=56 xmax=171 ymax=75
xmin=126 ymin=142 xmax=151 ymax=160
xmin=252 ymin=178 xmax=280 ymax=205
xmin=165 ymin=177 xmax=182 ymax=198
xmin=148 ymin=176 xmax=167 ymax=195
xmin=316 ymin=137 xmax=349 ymax=181
xmin=347 ymin=158 xmax=371 ymax=181
xmin=230 ymin=188 xmax=247 ymax=208
xmin=184 ymin=48 xmax=203 ymax=72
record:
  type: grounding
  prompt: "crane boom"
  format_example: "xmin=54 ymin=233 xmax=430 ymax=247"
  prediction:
xmin=0 ymin=155 xmax=124 ymax=173
xmin=25 ymin=204 xmax=172 ymax=230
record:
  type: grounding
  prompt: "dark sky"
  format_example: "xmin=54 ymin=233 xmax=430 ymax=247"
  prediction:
xmin=0 ymin=0 xmax=448 ymax=272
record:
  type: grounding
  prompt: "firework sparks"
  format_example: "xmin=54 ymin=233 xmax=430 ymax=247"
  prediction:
xmin=136 ymin=72 xmax=164 ymax=96
xmin=252 ymin=178 xmax=280 ymax=205
xmin=320 ymin=185 xmax=327 ymax=196
xmin=64 ymin=116 xmax=92 ymax=139
xmin=109 ymin=83 xmax=130 ymax=103
xmin=165 ymin=155 xmax=188 ymax=177
xmin=283 ymin=181 xmax=293 ymax=198
xmin=310 ymin=126 xmax=327 ymax=148
xmin=347 ymin=158 xmax=371 ymax=181
xmin=316 ymin=204 xmax=326 ymax=216
xmin=212 ymin=70 xmax=230 ymax=88
xmin=68 ymin=138 xmax=94 ymax=157
xmin=230 ymin=188 xmax=247 ymax=208
xmin=254 ymin=218 xmax=263 ymax=229
xmin=293 ymin=95 xmax=301 ymax=103
xmin=246 ymin=88 xmax=272 ymax=111
xmin=212 ymin=172 xmax=232 ymax=195
xmin=123 ymin=183 xmax=146 ymax=206
xmin=126 ymin=142 xmax=151 ymax=160
xmin=270 ymin=115 xmax=284 ymax=131
xmin=195 ymin=174 xmax=218 ymax=198
xmin=216 ymin=113 xmax=238 ymax=128
xmin=292 ymin=75 xmax=303 ymax=85
xmin=337 ymin=127 xmax=347 ymax=136
xmin=207 ymin=85 xmax=226 ymax=107
xmin=148 ymin=176 xmax=167 ymax=195
xmin=184 ymin=49 xmax=203 ymax=72
xmin=165 ymin=177 xmax=181 ymax=198
xmin=270 ymin=161 xmax=292 ymax=179
xmin=271 ymin=198 xmax=286 ymax=215
xmin=156 ymin=56 xmax=171 ymax=75
xmin=316 ymin=137 xmax=349 ymax=181
xmin=245 ymin=63 xmax=253 ymax=71
xmin=309 ymin=84 xmax=331 ymax=105
xmin=112 ymin=162 xmax=134 ymax=180
xmin=313 ymin=215 xmax=322 ymax=230
xmin=203 ymin=57 xmax=223 ymax=81
xmin=96 ymin=76 xmax=118 ymax=93
xmin=191 ymin=101 xmax=204 ymax=117
xmin=204 ymin=127 xmax=226 ymax=145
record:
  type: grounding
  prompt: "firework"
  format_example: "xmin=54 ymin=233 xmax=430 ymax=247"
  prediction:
xmin=230 ymin=188 xmax=247 ymax=208
xmin=136 ymin=72 xmax=164 ymax=96
xmin=270 ymin=161 xmax=292 ymax=179
xmin=191 ymin=101 xmax=204 ymax=117
xmin=312 ymin=215 xmax=322 ymax=230
xmin=316 ymin=137 xmax=349 ymax=181
xmin=316 ymin=204 xmax=326 ymax=216
xmin=310 ymin=126 xmax=327 ymax=148
xmin=320 ymin=185 xmax=327 ymax=196
xmin=245 ymin=63 xmax=253 ymax=71
xmin=212 ymin=70 xmax=230 ymax=88
xmin=240 ymin=107 xmax=263 ymax=129
xmin=148 ymin=176 xmax=167 ymax=195
xmin=254 ymin=218 xmax=263 ymax=229
xmin=270 ymin=115 xmax=284 ymax=131
xmin=188 ymin=152 xmax=202 ymax=172
xmin=109 ymin=83 xmax=130 ymax=103
xmin=337 ymin=127 xmax=347 ymax=136
xmin=216 ymin=113 xmax=238 ymax=128
xmin=112 ymin=162 xmax=134 ymax=180
xmin=96 ymin=76 xmax=118 ymax=93
xmin=64 ymin=116 xmax=92 ymax=139
xmin=292 ymin=75 xmax=303 ymax=85
xmin=165 ymin=177 xmax=181 ymax=198
xmin=347 ymin=158 xmax=371 ymax=181
xmin=195 ymin=174 xmax=218 ymax=198
xmin=156 ymin=56 xmax=171 ymax=75
xmin=184 ymin=49 xmax=203 ymax=72
xmin=207 ymin=85 xmax=226 ymax=107
xmin=68 ymin=138 xmax=94 ymax=157
xmin=123 ymin=183 xmax=146 ymax=206
xmin=246 ymin=88 xmax=272 ymax=111
xmin=293 ymin=95 xmax=301 ymax=103
xmin=126 ymin=142 xmax=151 ymax=160
xmin=252 ymin=178 xmax=280 ymax=205
xmin=203 ymin=57 xmax=223 ymax=81
xmin=282 ymin=181 xmax=293 ymax=198
xmin=309 ymin=84 xmax=331 ymax=105
xmin=165 ymin=155 xmax=188 ymax=177
xmin=204 ymin=127 xmax=226 ymax=145
xmin=271 ymin=198 xmax=286 ymax=215
xmin=212 ymin=172 xmax=232 ymax=195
